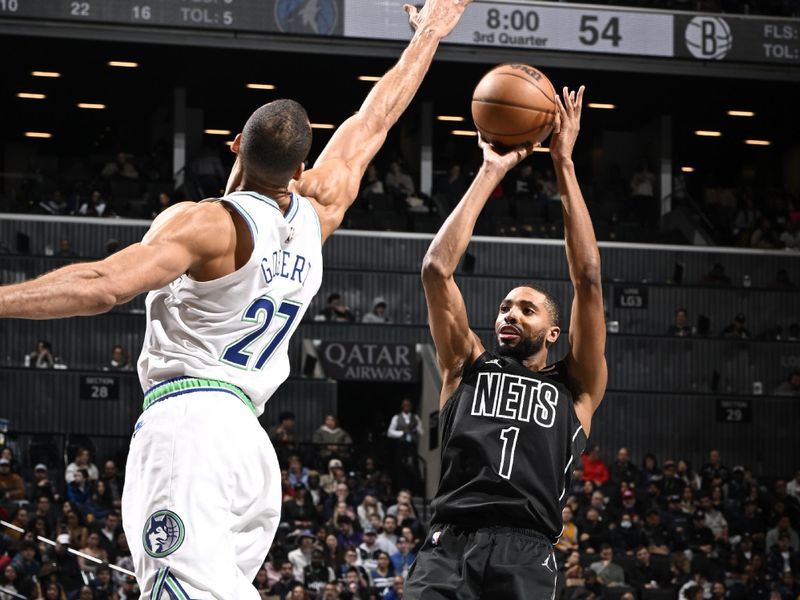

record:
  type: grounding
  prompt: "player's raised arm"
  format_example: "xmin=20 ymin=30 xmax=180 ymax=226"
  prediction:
xmin=0 ymin=202 xmax=235 ymax=319
xmin=423 ymin=139 xmax=536 ymax=403
xmin=293 ymin=0 xmax=472 ymax=241
xmin=551 ymin=86 xmax=608 ymax=436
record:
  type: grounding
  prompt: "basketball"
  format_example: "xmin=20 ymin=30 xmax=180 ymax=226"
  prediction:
xmin=471 ymin=64 xmax=557 ymax=148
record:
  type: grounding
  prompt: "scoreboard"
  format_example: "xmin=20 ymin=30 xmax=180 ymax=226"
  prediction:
xmin=0 ymin=0 xmax=797 ymax=66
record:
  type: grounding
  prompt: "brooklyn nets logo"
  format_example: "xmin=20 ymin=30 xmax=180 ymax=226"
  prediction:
xmin=143 ymin=510 xmax=185 ymax=558
xmin=275 ymin=0 xmax=339 ymax=36
xmin=684 ymin=16 xmax=733 ymax=60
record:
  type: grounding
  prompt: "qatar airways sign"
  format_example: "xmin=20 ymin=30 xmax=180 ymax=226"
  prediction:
xmin=318 ymin=342 xmax=418 ymax=382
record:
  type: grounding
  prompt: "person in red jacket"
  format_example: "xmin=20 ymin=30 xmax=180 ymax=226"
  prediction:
xmin=582 ymin=444 xmax=610 ymax=485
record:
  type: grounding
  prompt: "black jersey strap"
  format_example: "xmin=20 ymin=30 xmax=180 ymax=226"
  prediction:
xmin=462 ymin=351 xmax=495 ymax=379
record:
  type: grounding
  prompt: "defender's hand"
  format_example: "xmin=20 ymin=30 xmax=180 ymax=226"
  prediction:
xmin=550 ymin=85 xmax=585 ymax=164
xmin=479 ymin=135 xmax=538 ymax=175
xmin=404 ymin=0 xmax=472 ymax=37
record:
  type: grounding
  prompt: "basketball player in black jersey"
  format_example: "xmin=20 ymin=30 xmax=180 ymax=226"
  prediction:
xmin=405 ymin=86 xmax=607 ymax=599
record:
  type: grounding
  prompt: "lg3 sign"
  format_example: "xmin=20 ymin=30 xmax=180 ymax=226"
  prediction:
xmin=613 ymin=286 xmax=648 ymax=309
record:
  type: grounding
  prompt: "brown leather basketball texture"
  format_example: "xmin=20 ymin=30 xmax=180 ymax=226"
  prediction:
xmin=471 ymin=64 xmax=556 ymax=148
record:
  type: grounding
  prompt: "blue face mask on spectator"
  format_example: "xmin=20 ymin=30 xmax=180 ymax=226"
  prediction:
xmin=620 ymin=520 xmax=632 ymax=529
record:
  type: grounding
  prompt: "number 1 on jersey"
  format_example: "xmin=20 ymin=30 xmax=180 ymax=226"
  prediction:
xmin=221 ymin=297 xmax=301 ymax=371
xmin=498 ymin=426 xmax=520 ymax=480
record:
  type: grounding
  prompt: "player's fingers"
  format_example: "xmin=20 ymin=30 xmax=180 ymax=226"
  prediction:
xmin=576 ymin=85 xmax=585 ymax=116
xmin=403 ymin=4 xmax=419 ymax=26
xmin=552 ymin=109 xmax=562 ymax=134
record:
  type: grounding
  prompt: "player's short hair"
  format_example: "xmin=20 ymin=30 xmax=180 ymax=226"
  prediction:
xmin=240 ymin=99 xmax=312 ymax=184
xmin=516 ymin=283 xmax=561 ymax=328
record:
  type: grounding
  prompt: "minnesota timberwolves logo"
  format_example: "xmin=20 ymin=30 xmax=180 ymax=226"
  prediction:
xmin=684 ymin=16 xmax=733 ymax=60
xmin=275 ymin=0 xmax=338 ymax=36
xmin=143 ymin=510 xmax=185 ymax=558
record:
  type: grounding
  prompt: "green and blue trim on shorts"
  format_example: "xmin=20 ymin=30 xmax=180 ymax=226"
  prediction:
xmin=143 ymin=377 xmax=256 ymax=416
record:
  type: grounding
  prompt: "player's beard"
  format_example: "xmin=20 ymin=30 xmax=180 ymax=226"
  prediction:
xmin=497 ymin=330 xmax=546 ymax=362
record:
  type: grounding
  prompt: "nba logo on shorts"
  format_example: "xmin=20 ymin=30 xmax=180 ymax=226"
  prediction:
xmin=143 ymin=510 xmax=185 ymax=558
xmin=684 ymin=16 xmax=733 ymax=60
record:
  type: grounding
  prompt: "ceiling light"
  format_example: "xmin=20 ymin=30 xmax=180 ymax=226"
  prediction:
xmin=533 ymin=146 xmax=550 ymax=153
xmin=744 ymin=139 xmax=770 ymax=146
xmin=77 ymin=103 xmax=106 ymax=110
xmin=108 ymin=61 xmax=139 ymax=68
xmin=437 ymin=116 xmax=465 ymax=122
xmin=727 ymin=110 xmax=755 ymax=117
xmin=204 ymin=129 xmax=231 ymax=135
xmin=31 ymin=71 xmax=60 ymax=78
xmin=24 ymin=132 xmax=52 ymax=139
xmin=451 ymin=130 xmax=478 ymax=137
xmin=225 ymin=141 xmax=235 ymax=146
xmin=681 ymin=166 xmax=695 ymax=173
xmin=17 ymin=93 xmax=46 ymax=99
xmin=587 ymin=103 xmax=616 ymax=109
xmin=310 ymin=123 xmax=336 ymax=130
xmin=358 ymin=76 xmax=381 ymax=82
xmin=246 ymin=83 xmax=275 ymax=90
xmin=695 ymin=130 xmax=722 ymax=137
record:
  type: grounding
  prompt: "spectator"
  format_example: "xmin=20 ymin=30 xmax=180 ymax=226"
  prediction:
xmin=630 ymin=159 xmax=657 ymax=225
xmin=360 ymin=164 xmax=384 ymax=200
xmin=788 ymin=470 xmax=800 ymax=501
xmin=362 ymin=297 xmax=390 ymax=324
xmin=270 ymin=560 xmax=303 ymax=600
xmin=779 ymin=220 xmax=800 ymax=250
xmin=378 ymin=515 xmax=399 ymax=552
xmin=702 ymin=262 xmax=732 ymax=285
xmin=341 ymin=565 xmax=369 ymax=597
xmin=774 ymin=372 xmax=800 ymax=397
xmin=751 ymin=217 xmax=779 ymax=248
xmin=101 ymin=152 xmax=139 ymax=179
xmin=304 ymin=548 xmax=337 ymax=596
xmin=335 ymin=516 xmax=362 ymax=550
xmin=357 ymin=495 xmax=385 ymax=531
xmin=387 ymin=490 xmax=417 ymax=521
xmin=66 ymin=469 xmax=91 ymax=509
xmin=369 ymin=551 xmax=395 ymax=593
xmin=610 ymin=447 xmax=639 ymax=485
xmin=151 ymin=191 xmax=172 ymax=219
xmin=383 ymin=575 xmax=405 ymax=600
xmin=627 ymin=546 xmax=670 ymax=589
xmin=556 ymin=505 xmax=579 ymax=554
xmin=77 ymin=531 xmax=107 ymax=574
xmin=721 ymin=313 xmax=751 ymax=339
xmin=288 ymin=584 xmax=307 ymax=600
xmin=55 ymin=238 xmax=78 ymax=258
xmin=65 ymin=448 xmax=99 ymax=483
xmin=101 ymin=460 xmax=123 ymax=510
xmin=288 ymin=530 xmax=316 ymax=583
xmin=10 ymin=539 xmax=41 ymax=579
xmin=767 ymin=516 xmax=799 ymax=552
xmin=390 ymin=535 xmax=415 ymax=578
xmin=700 ymin=449 xmax=730 ymax=489
xmin=312 ymin=416 xmax=353 ymax=461
xmin=78 ymin=190 xmax=112 ymax=217
xmin=433 ymin=164 xmax=468 ymax=209
xmin=269 ymin=412 xmax=297 ymax=463
xmin=642 ymin=509 xmax=672 ymax=555
xmin=688 ymin=510 xmax=714 ymax=556
xmin=317 ymin=293 xmax=356 ymax=323
xmin=321 ymin=460 xmax=347 ymax=496
xmin=588 ymin=543 xmax=626 ymax=587
xmin=288 ymin=455 xmax=310 ymax=489
xmin=668 ymin=307 xmax=694 ymax=336
xmin=95 ymin=510 xmax=120 ymax=556
xmin=358 ymin=527 xmax=382 ymax=571
xmin=29 ymin=463 xmax=60 ymax=503
xmin=387 ymin=399 xmax=424 ymax=494
xmin=581 ymin=445 xmax=610 ymax=486
xmin=103 ymin=345 xmax=132 ymax=371
xmin=25 ymin=339 xmax=54 ymax=369
xmin=579 ymin=507 xmax=609 ymax=553
xmin=85 ymin=478 xmax=114 ymax=521
xmin=698 ymin=494 xmax=728 ymax=542
xmin=384 ymin=161 xmax=415 ymax=202
xmin=0 ymin=458 xmax=25 ymax=501
xmin=612 ymin=512 xmax=645 ymax=555
xmin=768 ymin=532 xmax=800 ymax=578
xmin=283 ymin=484 xmax=316 ymax=530
xmin=0 ymin=564 xmax=24 ymax=598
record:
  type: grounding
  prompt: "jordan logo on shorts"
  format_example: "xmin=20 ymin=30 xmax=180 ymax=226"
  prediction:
xmin=143 ymin=510 xmax=185 ymax=558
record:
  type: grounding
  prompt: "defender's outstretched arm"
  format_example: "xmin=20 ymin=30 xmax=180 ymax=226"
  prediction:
xmin=0 ymin=202 xmax=235 ymax=319
xmin=293 ymin=0 xmax=472 ymax=241
xmin=551 ymin=86 xmax=608 ymax=436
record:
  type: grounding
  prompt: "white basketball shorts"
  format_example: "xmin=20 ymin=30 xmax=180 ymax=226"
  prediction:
xmin=122 ymin=379 xmax=281 ymax=599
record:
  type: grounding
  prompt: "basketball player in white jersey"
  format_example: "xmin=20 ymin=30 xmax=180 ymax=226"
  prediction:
xmin=0 ymin=1 xmax=472 ymax=596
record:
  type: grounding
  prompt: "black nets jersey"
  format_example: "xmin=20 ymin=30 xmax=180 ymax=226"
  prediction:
xmin=430 ymin=352 xmax=587 ymax=542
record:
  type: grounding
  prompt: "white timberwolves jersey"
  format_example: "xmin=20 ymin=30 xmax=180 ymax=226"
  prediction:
xmin=138 ymin=190 xmax=323 ymax=415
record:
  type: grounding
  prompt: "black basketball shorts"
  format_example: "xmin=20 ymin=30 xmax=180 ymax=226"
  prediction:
xmin=404 ymin=524 xmax=558 ymax=600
